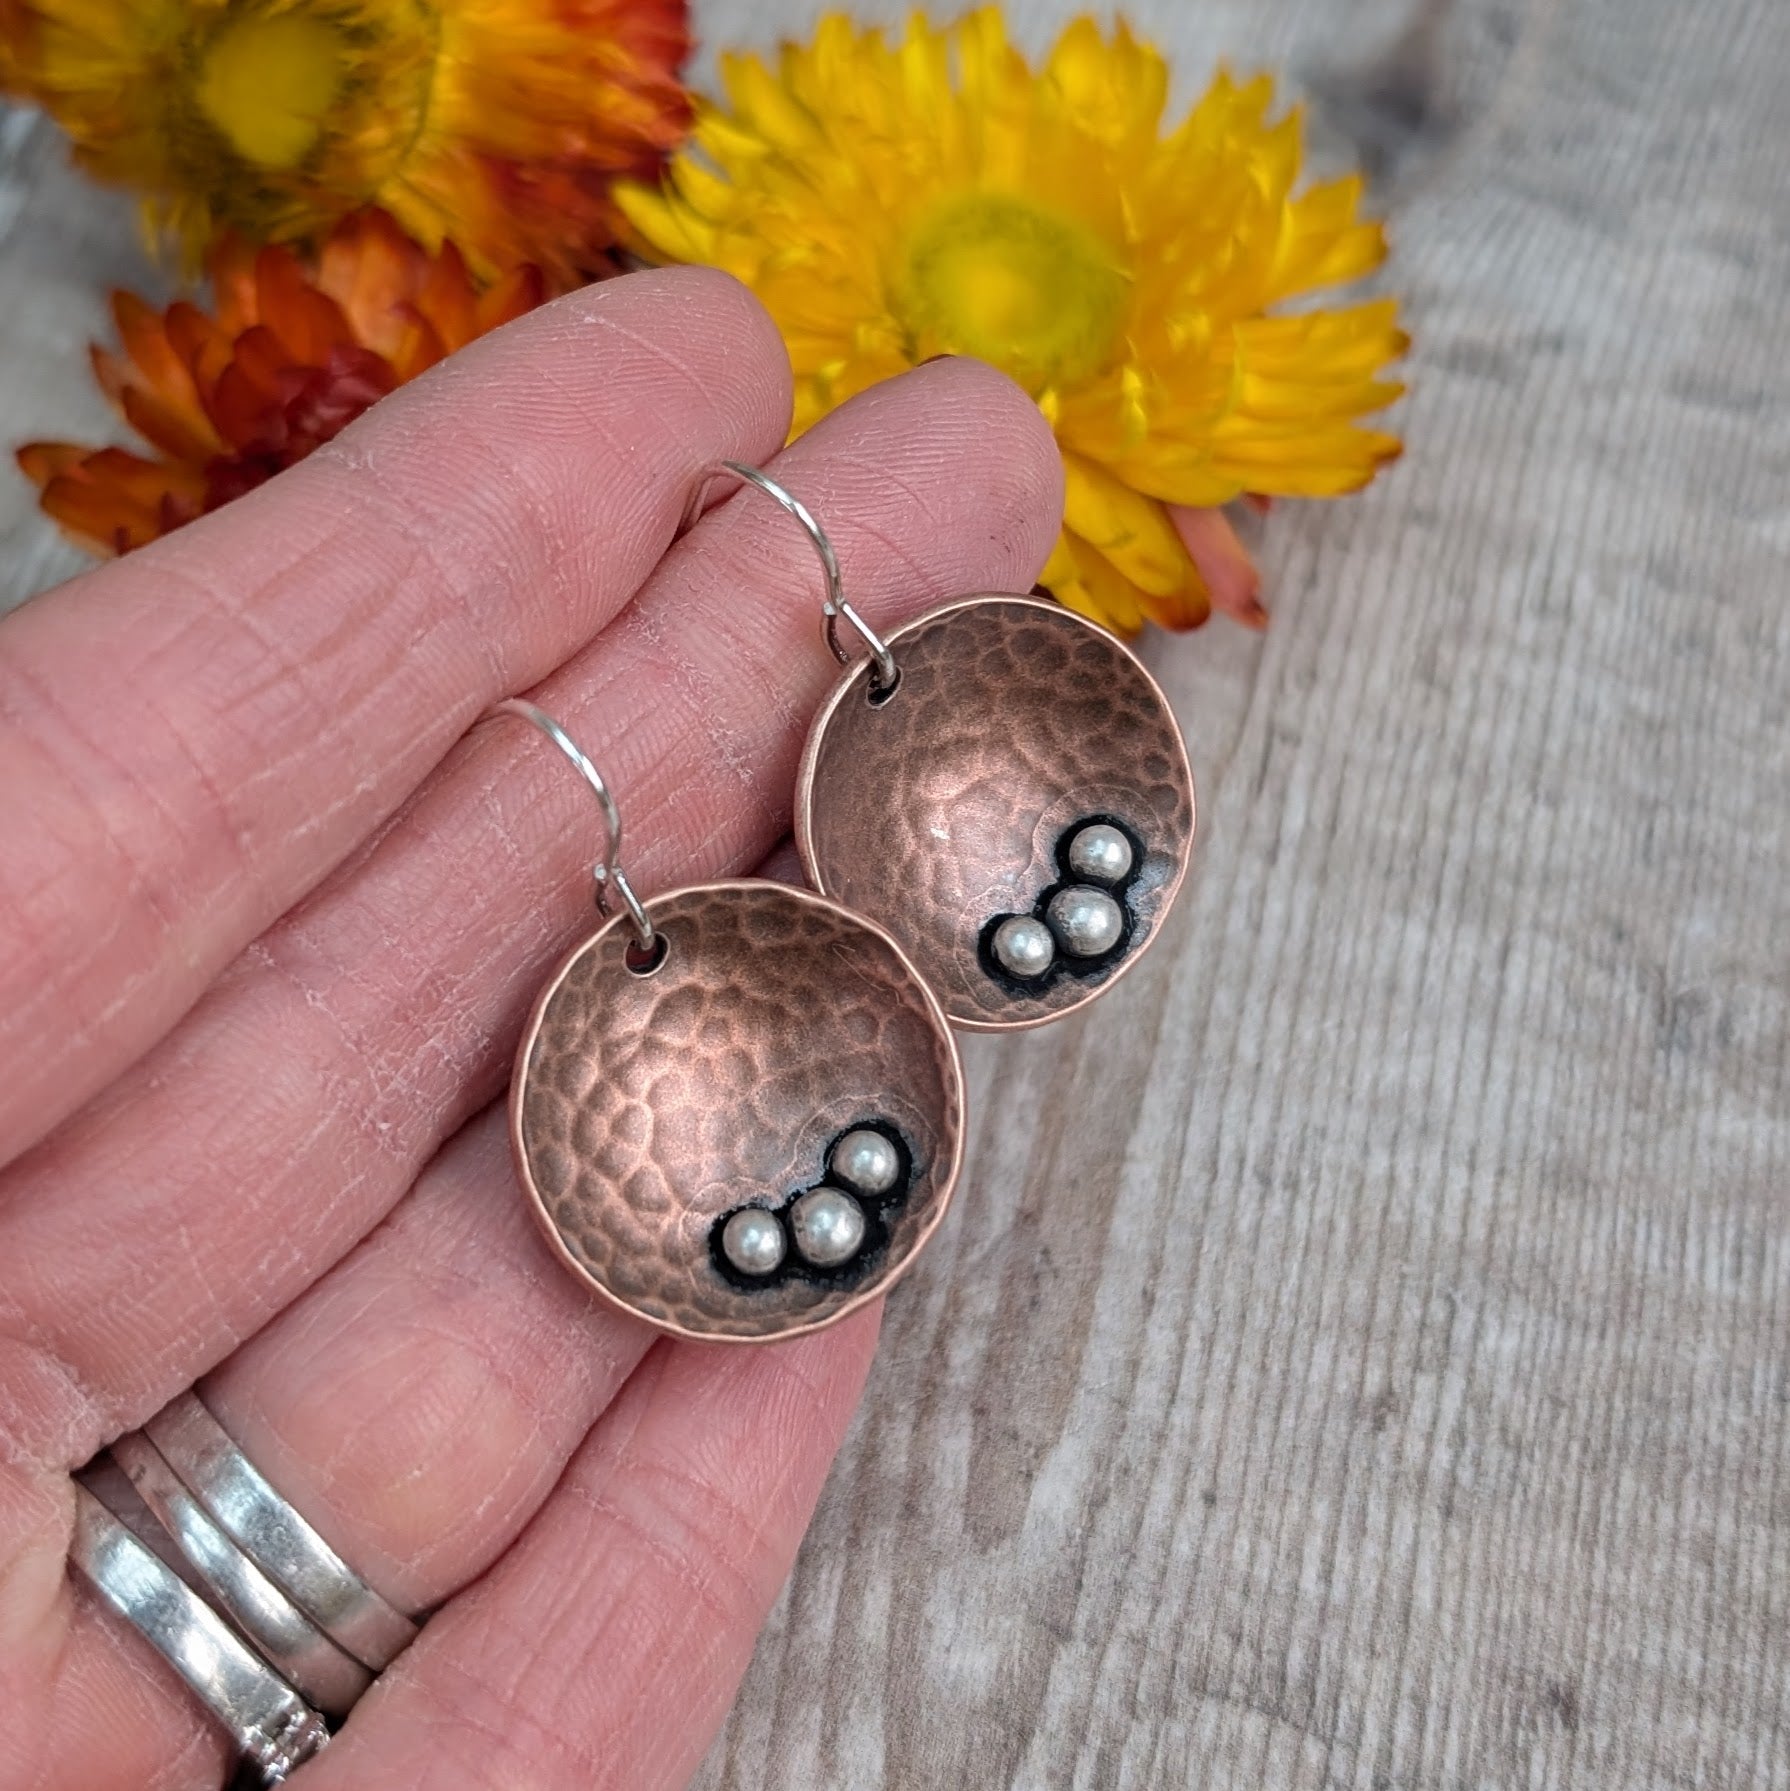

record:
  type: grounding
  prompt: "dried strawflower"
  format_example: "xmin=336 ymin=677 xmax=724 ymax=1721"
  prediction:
xmin=620 ymin=9 xmax=1406 ymax=632
xmin=0 ymin=0 xmax=690 ymax=281
xmin=19 ymin=210 xmax=544 ymax=553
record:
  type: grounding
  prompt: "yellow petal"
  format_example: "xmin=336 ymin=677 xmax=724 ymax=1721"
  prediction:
xmin=1061 ymin=450 xmax=1199 ymax=598
xmin=615 ymin=181 xmax=714 ymax=263
xmin=1052 ymin=530 xmax=1149 ymax=636
xmin=1045 ymin=15 xmax=1167 ymax=148
xmin=721 ymin=50 xmax=825 ymax=153
xmin=1110 ymin=455 xmax=1245 ymax=510
xmin=1039 ymin=528 xmax=1080 ymax=591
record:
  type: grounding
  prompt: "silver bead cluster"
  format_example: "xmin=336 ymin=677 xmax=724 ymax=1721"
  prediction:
xmin=989 ymin=819 xmax=1138 ymax=983
xmin=717 ymin=1125 xmax=906 ymax=1280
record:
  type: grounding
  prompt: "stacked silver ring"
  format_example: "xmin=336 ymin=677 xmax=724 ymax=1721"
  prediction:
xmin=71 ymin=1391 xmax=422 ymax=1784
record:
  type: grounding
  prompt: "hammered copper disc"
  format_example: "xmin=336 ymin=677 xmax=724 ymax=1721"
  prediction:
xmin=795 ymin=594 xmax=1195 ymax=1032
xmin=510 ymin=882 xmax=964 ymax=1341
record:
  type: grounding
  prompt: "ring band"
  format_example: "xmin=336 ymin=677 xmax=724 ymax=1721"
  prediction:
xmin=145 ymin=1392 xmax=421 ymax=1670
xmin=70 ymin=1486 xmax=329 ymax=1782
xmin=111 ymin=1433 xmax=373 ymax=1716
xmin=71 ymin=1391 xmax=423 ymax=1782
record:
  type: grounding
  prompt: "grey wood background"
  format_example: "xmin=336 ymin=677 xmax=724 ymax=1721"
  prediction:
xmin=4 ymin=0 xmax=1788 ymax=1785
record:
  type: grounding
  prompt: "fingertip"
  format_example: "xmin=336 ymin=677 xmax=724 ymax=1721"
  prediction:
xmin=747 ymin=1301 xmax=885 ymax=1473
xmin=820 ymin=1296 xmax=885 ymax=1377
xmin=828 ymin=355 xmax=1065 ymax=589
xmin=534 ymin=265 xmax=796 ymax=444
xmin=681 ymin=1298 xmax=883 ymax=1421
xmin=766 ymin=1297 xmax=884 ymax=1397
xmin=316 ymin=263 xmax=795 ymax=530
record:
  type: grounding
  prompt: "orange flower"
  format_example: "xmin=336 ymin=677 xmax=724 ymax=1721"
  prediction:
xmin=0 ymin=0 xmax=691 ymax=282
xmin=19 ymin=210 xmax=545 ymax=554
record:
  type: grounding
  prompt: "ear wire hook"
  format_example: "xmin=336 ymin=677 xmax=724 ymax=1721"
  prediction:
xmin=683 ymin=460 xmax=900 ymax=695
xmin=486 ymin=699 xmax=656 ymax=955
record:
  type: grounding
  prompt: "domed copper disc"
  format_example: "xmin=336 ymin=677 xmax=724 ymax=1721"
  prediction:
xmin=795 ymin=594 xmax=1195 ymax=1032
xmin=510 ymin=881 xmax=964 ymax=1341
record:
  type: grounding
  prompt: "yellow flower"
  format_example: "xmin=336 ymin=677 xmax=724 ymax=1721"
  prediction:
xmin=0 ymin=0 xmax=692 ymax=282
xmin=619 ymin=9 xmax=1406 ymax=633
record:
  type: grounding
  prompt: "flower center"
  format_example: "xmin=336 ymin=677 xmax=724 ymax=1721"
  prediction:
xmin=894 ymin=192 xmax=1128 ymax=391
xmin=197 ymin=12 xmax=347 ymax=169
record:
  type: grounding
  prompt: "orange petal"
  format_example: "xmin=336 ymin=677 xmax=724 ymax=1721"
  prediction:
xmin=99 ymin=295 xmax=222 ymax=457
xmin=207 ymin=234 xmax=263 ymax=334
xmin=27 ymin=445 xmax=204 ymax=556
xmin=79 ymin=444 xmax=206 ymax=505
xmin=232 ymin=326 xmax=302 ymax=400
xmin=16 ymin=440 xmax=90 ymax=490
xmin=319 ymin=210 xmax=430 ymax=352
xmin=89 ymin=344 xmax=132 ymax=409
xmin=39 ymin=481 xmax=158 ymax=555
xmin=1170 ymin=505 xmax=1267 ymax=629
xmin=112 ymin=293 xmax=201 ymax=403
xmin=384 ymin=306 xmax=447 ymax=383
xmin=165 ymin=301 xmax=238 ymax=412
xmin=118 ymin=380 xmax=224 ymax=464
xmin=477 ymin=262 xmax=548 ymax=334
xmin=407 ymin=242 xmax=473 ymax=350
xmin=1136 ymin=579 xmax=1215 ymax=632
xmin=254 ymin=243 xmax=354 ymax=366
xmin=210 ymin=358 xmax=287 ymax=452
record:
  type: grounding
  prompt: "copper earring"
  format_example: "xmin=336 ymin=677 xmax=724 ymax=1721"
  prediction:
xmin=489 ymin=701 xmax=964 ymax=1343
xmin=494 ymin=473 xmax=1189 ymax=1338
xmin=710 ymin=463 xmax=1197 ymax=1034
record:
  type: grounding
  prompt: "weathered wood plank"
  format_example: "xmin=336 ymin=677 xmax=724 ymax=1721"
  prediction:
xmin=687 ymin=0 xmax=1790 ymax=1784
xmin=2 ymin=0 xmax=1785 ymax=1783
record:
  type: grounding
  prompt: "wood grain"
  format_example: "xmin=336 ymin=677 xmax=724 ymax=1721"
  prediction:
xmin=4 ymin=0 xmax=1788 ymax=1783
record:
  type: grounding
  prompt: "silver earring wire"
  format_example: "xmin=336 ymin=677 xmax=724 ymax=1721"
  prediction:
xmin=486 ymin=699 xmax=656 ymax=954
xmin=683 ymin=460 xmax=899 ymax=694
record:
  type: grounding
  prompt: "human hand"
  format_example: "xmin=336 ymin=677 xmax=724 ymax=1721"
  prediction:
xmin=0 ymin=267 xmax=1060 ymax=1789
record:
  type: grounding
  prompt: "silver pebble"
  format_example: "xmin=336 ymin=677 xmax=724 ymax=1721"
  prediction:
xmin=1046 ymin=885 xmax=1126 ymax=958
xmin=1065 ymin=822 xmax=1134 ymax=885
xmin=829 ymin=1128 xmax=902 ymax=1197
xmin=721 ymin=1208 xmax=787 ymax=1276
xmin=992 ymin=913 xmax=1056 ymax=980
xmin=790 ymin=1186 xmax=867 ymax=1267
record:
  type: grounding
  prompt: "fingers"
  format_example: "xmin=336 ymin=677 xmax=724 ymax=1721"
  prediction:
xmin=5 ymin=358 xmax=1057 ymax=1788
xmin=0 ymin=267 xmax=793 ymax=1168
xmin=308 ymin=1313 xmax=882 ymax=1791
xmin=10 ymin=1551 xmax=231 ymax=1791
xmin=0 ymin=355 xmax=1062 ymax=1466
xmin=203 ymin=1111 xmax=652 ymax=1615
xmin=15 ymin=1106 xmax=655 ymax=1791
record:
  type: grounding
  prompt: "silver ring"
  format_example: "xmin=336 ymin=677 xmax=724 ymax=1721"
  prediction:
xmin=685 ymin=461 xmax=900 ymax=693
xmin=484 ymin=699 xmax=657 ymax=954
xmin=111 ymin=1433 xmax=372 ymax=1716
xmin=144 ymin=1392 xmax=420 ymax=1672
xmin=70 ymin=1485 xmax=330 ymax=1783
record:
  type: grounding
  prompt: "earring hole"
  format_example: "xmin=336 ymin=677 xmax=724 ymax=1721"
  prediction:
xmin=867 ymin=668 xmax=901 ymax=708
xmin=625 ymin=935 xmax=669 ymax=976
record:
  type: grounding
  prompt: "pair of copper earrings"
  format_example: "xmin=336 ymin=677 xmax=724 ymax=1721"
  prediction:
xmin=493 ymin=464 xmax=1195 ymax=1343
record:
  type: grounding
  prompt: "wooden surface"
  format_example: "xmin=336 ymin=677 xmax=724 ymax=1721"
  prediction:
xmin=4 ymin=0 xmax=1789 ymax=1784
